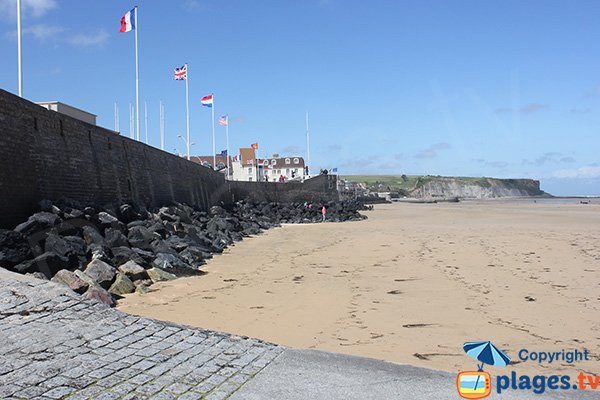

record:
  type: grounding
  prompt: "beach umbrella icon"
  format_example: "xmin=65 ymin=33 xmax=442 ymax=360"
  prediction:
xmin=463 ymin=341 xmax=511 ymax=370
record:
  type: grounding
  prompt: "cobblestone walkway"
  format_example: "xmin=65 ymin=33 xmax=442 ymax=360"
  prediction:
xmin=0 ymin=270 xmax=283 ymax=399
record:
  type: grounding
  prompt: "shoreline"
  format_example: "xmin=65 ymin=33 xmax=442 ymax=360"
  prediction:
xmin=118 ymin=200 xmax=600 ymax=375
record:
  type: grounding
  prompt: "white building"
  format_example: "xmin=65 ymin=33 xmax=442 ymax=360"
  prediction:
xmin=230 ymin=149 xmax=307 ymax=182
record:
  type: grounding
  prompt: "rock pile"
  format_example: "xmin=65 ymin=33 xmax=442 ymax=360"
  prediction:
xmin=0 ymin=200 xmax=366 ymax=305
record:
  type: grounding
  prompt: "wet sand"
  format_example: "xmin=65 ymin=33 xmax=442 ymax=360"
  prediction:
xmin=118 ymin=200 xmax=600 ymax=374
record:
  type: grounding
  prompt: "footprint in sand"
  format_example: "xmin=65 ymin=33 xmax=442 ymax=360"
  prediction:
xmin=387 ymin=290 xmax=402 ymax=295
xmin=293 ymin=275 xmax=304 ymax=282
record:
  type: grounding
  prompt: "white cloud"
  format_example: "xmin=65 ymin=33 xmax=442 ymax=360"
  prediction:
xmin=24 ymin=23 xmax=63 ymax=41
xmin=0 ymin=0 xmax=57 ymax=20
xmin=552 ymin=166 xmax=600 ymax=179
xmin=414 ymin=142 xmax=451 ymax=159
xmin=67 ymin=29 xmax=108 ymax=47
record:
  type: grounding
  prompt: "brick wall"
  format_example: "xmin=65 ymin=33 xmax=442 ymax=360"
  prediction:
xmin=0 ymin=89 xmax=338 ymax=229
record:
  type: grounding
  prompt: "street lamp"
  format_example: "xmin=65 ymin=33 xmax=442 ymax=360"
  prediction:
xmin=177 ymin=134 xmax=195 ymax=160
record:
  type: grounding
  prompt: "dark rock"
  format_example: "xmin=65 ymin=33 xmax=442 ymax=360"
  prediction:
xmin=178 ymin=246 xmax=206 ymax=268
xmin=0 ymin=230 xmax=32 ymax=269
xmin=151 ymin=253 xmax=199 ymax=276
xmin=64 ymin=209 xmax=85 ymax=220
xmin=150 ymin=238 xmax=177 ymax=255
xmin=84 ymin=259 xmax=116 ymax=289
xmin=87 ymin=244 xmax=113 ymax=265
xmin=82 ymin=225 xmax=104 ymax=246
xmin=14 ymin=212 xmax=61 ymax=236
xmin=210 ymin=205 xmax=227 ymax=216
xmin=108 ymin=273 xmax=136 ymax=296
xmin=44 ymin=233 xmax=82 ymax=269
xmin=104 ymin=228 xmax=129 ymax=248
xmin=13 ymin=260 xmax=37 ymax=274
xmin=31 ymin=252 xmax=70 ymax=279
xmin=119 ymin=204 xmax=142 ymax=224
xmin=110 ymin=246 xmax=146 ymax=267
xmin=117 ymin=261 xmax=147 ymax=281
xmin=51 ymin=269 xmax=89 ymax=294
xmin=83 ymin=285 xmax=115 ymax=307
xmin=127 ymin=226 xmax=155 ymax=250
xmin=97 ymin=211 xmax=119 ymax=226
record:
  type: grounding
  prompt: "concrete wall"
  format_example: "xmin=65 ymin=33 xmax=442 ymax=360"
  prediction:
xmin=0 ymin=89 xmax=338 ymax=229
xmin=226 ymin=174 xmax=338 ymax=205
xmin=0 ymin=89 xmax=224 ymax=228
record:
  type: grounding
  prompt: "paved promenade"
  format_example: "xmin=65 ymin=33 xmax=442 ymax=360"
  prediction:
xmin=1 ymin=268 xmax=597 ymax=399
xmin=0 ymin=269 xmax=282 ymax=399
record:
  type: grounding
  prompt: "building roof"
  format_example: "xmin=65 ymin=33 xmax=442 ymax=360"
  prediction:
xmin=239 ymin=148 xmax=256 ymax=165
xmin=258 ymin=156 xmax=305 ymax=168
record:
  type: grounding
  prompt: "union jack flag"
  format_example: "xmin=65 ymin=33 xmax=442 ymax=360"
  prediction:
xmin=174 ymin=64 xmax=187 ymax=80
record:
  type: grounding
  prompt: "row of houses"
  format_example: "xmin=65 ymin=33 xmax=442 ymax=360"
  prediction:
xmin=190 ymin=147 xmax=308 ymax=182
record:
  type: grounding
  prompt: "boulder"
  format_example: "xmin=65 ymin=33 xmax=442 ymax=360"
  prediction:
xmin=210 ymin=205 xmax=226 ymax=216
xmin=0 ymin=229 xmax=32 ymax=269
xmin=117 ymin=261 xmax=147 ymax=281
xmin=110 ymin=246 xmax=146 ymax=267
xmin=84 ymin=259 xmax=116 ymax=289
xmin=108 ymin=273 xmax=136 ymax=296
xmin=73 ymin=269 xmax=94 ymax=284
xmin=51 ymin=269 xmax=89 ymax=294
xmin=14 ymin=212 xmax=61 ymax=236
xmin=178 ymin=246 xmax=207 ymax=268
xmin=12 ymin=260 xmax=37 ymax=274
xmin=118 ymin=204 xmax=142 ymax=224
xmin=96 ymin=211 xmax=119 ymax=227
xmin=82 ymin=225 xmax=104 ymax=247
xmin=151 ymin=253 xmax=199 ymax=276
xmin=104 ymin=228 xmax=129 ymax=248
xmin=83 ymin=285 xmax=115 ymax=307
xmin=44 ymin=233 xmax=82 ymax=268
xmin=127 ymin=226 xmax=154 ymax=250
xmin=31 ymin=252 xmax=70 ymax=279
xmin=146 ymin=267 xmax=177 ymax=283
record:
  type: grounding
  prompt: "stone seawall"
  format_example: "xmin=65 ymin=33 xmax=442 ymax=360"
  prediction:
xmin=0 ymin=89 xmax=338 ymax=229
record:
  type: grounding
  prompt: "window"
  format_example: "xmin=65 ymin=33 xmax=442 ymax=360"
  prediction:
xmin=285 ymin=158 xmax=291 ymax=164
xmin=271 ymin=159 xmax=277 ymax=165
xmin=249 ymin=177 xmax=253 ymax=181
xmin=293 ymin=158 xmax=299 ymax=164
xmin=248 ymin=167 xmax=253 ymax=174
xmin=286 ymin=169 xmax=290 ymax=174
xmin=277 ymin=169 xmax=281 ymax=175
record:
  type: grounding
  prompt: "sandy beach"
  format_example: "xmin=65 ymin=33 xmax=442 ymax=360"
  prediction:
xmin=118 ymin=200 xmax=600 ymax=375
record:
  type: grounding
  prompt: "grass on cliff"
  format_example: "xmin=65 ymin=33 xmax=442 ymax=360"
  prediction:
xmin=341 ymin=175 xmax=491 ymax=192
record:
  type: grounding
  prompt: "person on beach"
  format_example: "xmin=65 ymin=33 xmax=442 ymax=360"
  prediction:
xmin=322 ymin=205 xmax=327 ymax=222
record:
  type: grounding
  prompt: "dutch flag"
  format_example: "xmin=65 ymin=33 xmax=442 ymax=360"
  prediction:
xmin=120 ymin=8 xmax=136 ymax=33
xmin=201 ymin=94 xmax=213 ymax=107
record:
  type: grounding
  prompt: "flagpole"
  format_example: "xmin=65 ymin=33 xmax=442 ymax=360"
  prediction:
xmin=185 ymin=65 xmax=190 ymax=160
xmin=16 ymin=0 xmax=23 ymax=97
xmin=306 ymin=111 xmax=310 ymax=178
xmin=129 ymin=103 xmax=134 ymax=139
xmin=160 ymin=100 xmax=165 ymax=151
xmin=225 ymin=116 xmax=230 ymax=179
xmin=144 ymin=101 xmax=148 ymax=144
xmin=134 ymin=6 xmax=140 ymax=141
xmin=212 ymin=94 xmax=216 ymax=169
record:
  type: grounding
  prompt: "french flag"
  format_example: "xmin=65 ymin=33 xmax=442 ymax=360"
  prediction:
xmin=120 ymin=8 xmax=136 ymax=33
xmin=201 ymin=94 xmax=213 ymax=107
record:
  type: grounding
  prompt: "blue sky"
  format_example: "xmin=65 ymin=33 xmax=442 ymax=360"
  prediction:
xmin=1 ymin=0 xmax=599 ymax=195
